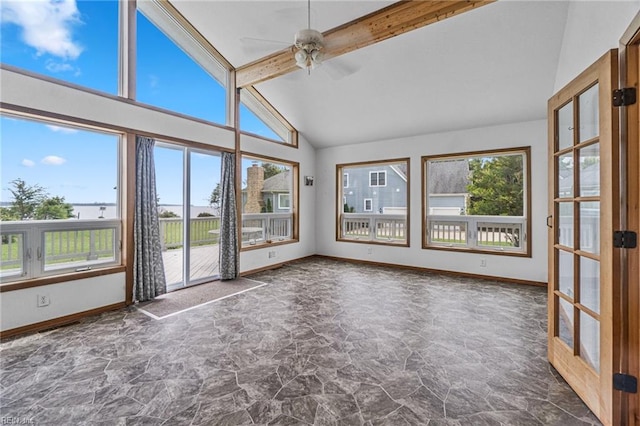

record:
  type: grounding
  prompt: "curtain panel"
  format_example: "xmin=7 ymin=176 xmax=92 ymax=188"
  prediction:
xmin=219 ymin=152 xmax=239 ymax=280
xmin=133 ymin=135 xmax=167 ymax=301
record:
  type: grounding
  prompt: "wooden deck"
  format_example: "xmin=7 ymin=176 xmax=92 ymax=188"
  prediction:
xmin=162 ymin=243 xmax=220 ymax=286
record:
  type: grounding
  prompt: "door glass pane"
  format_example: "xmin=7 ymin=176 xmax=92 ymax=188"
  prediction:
xmin=558 ymin=297 xmax=574 ymax=349
xmin=579 ymin=202 xmax=600 ymax=254
xmin=579 ymin=257 xmax=600 ymax=314
xmin=558 ymin=249 xmax=574 ymax=299
xmin=189 ymin=151 xmax=221 ymax=282
xmin=154 ymin=146 xmax=184 ymax=287
xmin=558 ymin=153 xmax=574 ymax=198
xmin=557 ymin=101 xmax=574 ymax=150
xmin=558 ymin=202 xmax=573 ymax=248
xmin=579 ymin=84 xmax=599 ymax=142
xmin=579 ymin=143 xmax=600 ymax=196
xmin=580 ymin=311 xmax=600 ymax=373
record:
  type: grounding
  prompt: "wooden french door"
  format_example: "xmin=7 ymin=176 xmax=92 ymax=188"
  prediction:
xmin=548 ymin=50 xmax=621 ymax=425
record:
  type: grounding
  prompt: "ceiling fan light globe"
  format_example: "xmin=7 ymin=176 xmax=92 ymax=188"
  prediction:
xmin=295 ymin=49 xmax=309 ymax=69
xmin=311 ymin=49 xmax=324 ymax=64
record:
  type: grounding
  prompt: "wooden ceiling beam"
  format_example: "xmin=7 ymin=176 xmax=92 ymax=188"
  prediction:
xmin=236 ymin=0 xmax=495 ymax=88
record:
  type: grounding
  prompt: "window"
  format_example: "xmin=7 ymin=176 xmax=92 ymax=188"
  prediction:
xmin=0 ymin=115 xmax=121 ymax=283
xmin=337 ymin=159 xmax=409 ymax=246
xmin=369 ymin=171 xmax=386 ymax=187
xmin=278 ymin=194 xmax=290 ymax=210
xmin=240 ymin=88 xmax=296 ymax=145
xmin=240 ymin=155 xmax=298 ymax=248
xmin=137 ymin=1 xmax=228 ymax=125
xmin=0 ymin=0 xmax=119 ymax=94
xmin=423 ymin=147 xmax=530 ymax=256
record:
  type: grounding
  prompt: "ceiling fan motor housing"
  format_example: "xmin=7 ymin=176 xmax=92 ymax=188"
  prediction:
xmin=294 ymin=28 xmax=324 ymax=50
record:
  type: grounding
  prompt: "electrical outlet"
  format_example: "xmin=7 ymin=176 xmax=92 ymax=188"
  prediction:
xmin=480 ymin=259 xmax=487 ymax=267
xmin=37 ymin=294 xmax=50 ymax=307
xmin=268 ymin=250 xmax=276 ymax=259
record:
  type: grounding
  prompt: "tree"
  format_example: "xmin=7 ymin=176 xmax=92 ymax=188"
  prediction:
xmin=467 ymin=155 xmax=523 ymax=216
xmin=34 ymin=196 xmax=74 ymax=220
xmin=262 ymin=163 xmax=286 ymax=179
xmin=466 ymin=155 xmax=524 ymax=246
xmin=159 ymin=210 xmax=180 ymax=218
xmin=209 ymin=182 xmax=221 ymax=214
xmin=7 ymin=178 xmax=46 ymax=220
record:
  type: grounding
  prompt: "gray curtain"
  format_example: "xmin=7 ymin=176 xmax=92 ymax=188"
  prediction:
xmin=133 ymin=135 xmax=167 ymax=301
xmin=219 ymin=152 xmax=239 ymax=280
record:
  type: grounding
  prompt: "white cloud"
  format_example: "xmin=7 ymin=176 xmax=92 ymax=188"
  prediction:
xmin=41 ymin=155 xmax=67 ymax=165
xmin=21 ymin=159 xmax=35 ymax=167
xmin=46 ymin=124 xmax=78 ymax=134
xmin=45 ymin=59 xmax=80 ymax=75
xmin=1 ymin=0 xmax=83 ymax=60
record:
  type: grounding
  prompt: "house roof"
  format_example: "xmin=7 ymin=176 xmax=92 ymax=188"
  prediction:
xmin=262 ymin=170 xmax=291 ymax=192
xmin=427 ymin=159 xmax=469 ymax=194
xmin=172 ymin=0 xmax=574 ymax=148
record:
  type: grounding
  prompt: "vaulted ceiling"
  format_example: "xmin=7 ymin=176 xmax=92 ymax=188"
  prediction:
xmin=172 ymin=1 xmax=570 ymax=148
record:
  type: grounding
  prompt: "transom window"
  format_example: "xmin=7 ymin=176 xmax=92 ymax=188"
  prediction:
xmin=136 ymin=1 xmax=228 ymax=125
xmin=423 ymin=147 xmax=531 ymax=256
xmin=337 ymin=159 xmax=409 ymax=246
xmin=0 ymin=0 xmax=119 ymax=94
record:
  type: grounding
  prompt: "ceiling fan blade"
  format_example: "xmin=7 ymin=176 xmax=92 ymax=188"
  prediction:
xmin=320 ymin=57 xmax=359 ymax=80
xmin=240 ymin=37 xmax=290 ymax=55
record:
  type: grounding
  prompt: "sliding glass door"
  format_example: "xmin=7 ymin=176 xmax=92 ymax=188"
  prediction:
xmin=155 ymin=143 xmax=221 ymax=290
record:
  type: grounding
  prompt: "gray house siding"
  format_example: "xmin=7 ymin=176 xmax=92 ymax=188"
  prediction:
xmin=343 ymin=165 xmax=407 ymax=214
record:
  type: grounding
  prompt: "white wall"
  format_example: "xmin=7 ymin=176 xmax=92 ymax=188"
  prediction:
xmin=315 ymin=120 xmax=548 ymax=283
xmin=0 ymin=273 xmax=125 ymax=332
xmin=239 ymin=133 xmax=317 ymax=273
xmin=554 ymin=0 xmax=640 ymax=91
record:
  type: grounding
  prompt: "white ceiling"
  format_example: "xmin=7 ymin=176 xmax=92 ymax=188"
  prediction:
xmin=172 ymin=1 xmax=570 ymax=148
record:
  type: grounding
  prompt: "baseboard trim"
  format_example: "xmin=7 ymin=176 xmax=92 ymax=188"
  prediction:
xmin=313 ymin=255 xmax=547 ymax=287
xmin=0 ymin=302 xmax=126 ymax=340
xmin=240 ymin=255 xmax=316 ymax=277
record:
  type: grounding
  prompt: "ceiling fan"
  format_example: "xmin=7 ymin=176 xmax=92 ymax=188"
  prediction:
xmin=293 ymin=0 xmax=324 ymax=72
xmin=240 ymin=0 xmax=357 ymax=80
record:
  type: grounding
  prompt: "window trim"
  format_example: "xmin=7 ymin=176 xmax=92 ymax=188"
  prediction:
xmin=336 ymin=158 xmax=410 ymax=247
xmin=422 ymin=146 xmax=532 ymax=257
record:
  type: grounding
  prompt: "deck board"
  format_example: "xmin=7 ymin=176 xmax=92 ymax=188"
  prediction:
xmin=162 ymin=244 xmax=220 ymax=286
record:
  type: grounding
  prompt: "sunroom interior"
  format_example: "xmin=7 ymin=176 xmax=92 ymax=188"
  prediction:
xmin=1 ymin=0 xmax=640 ymax=424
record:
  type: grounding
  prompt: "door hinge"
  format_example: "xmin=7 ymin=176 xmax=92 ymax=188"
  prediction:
xmin=614 ymin=373 xmax=638 ymax=393
xmin=613 ymin=87 xmax=637 ymax=107
xmin=614 ymin=231 xmax=637 ymax=248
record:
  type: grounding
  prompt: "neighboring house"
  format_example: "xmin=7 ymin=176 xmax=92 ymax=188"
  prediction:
xmin=242 ymin=164 xmax=291 ymax=213
xmin=343 ymin=164 xmax=407 ymax=214
xmin=426 ymin=159 xmax=469 ymax=215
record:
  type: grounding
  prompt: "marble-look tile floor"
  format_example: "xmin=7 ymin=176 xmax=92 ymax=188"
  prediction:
xmin=1 ymin=257 xmax=601 ymax=425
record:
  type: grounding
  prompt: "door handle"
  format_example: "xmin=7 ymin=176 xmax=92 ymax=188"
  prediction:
xmin=546 ymin=215 xmax=553 ymax=228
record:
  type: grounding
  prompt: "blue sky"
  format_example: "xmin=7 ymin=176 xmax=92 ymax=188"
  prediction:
xmin=1 ymin=0 xmax=279 ymax=205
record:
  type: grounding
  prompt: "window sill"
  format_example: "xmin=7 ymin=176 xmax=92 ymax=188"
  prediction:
xmin=0 ymin=265 xmax=126 ymax=293
xmin=422 ymin=244 xmax=531 ymax=258
xmin=337 ymin=238 xmax=409 ymax=248
xmin=240 ymin=238 xmax=299 ymax=252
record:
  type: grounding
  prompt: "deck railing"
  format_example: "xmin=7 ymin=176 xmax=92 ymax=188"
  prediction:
xmin=340 ymin=213 xmax=407 ymax=243
xmin=241 ymin=213 xmax=293 ymax=245
xmin=158 ymin=217 xmax=220 ymax=250
xmin=427 ymin=215 xmax=526 ymax=252
xmin=1 ymin=219 xmax=121 ymax=282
